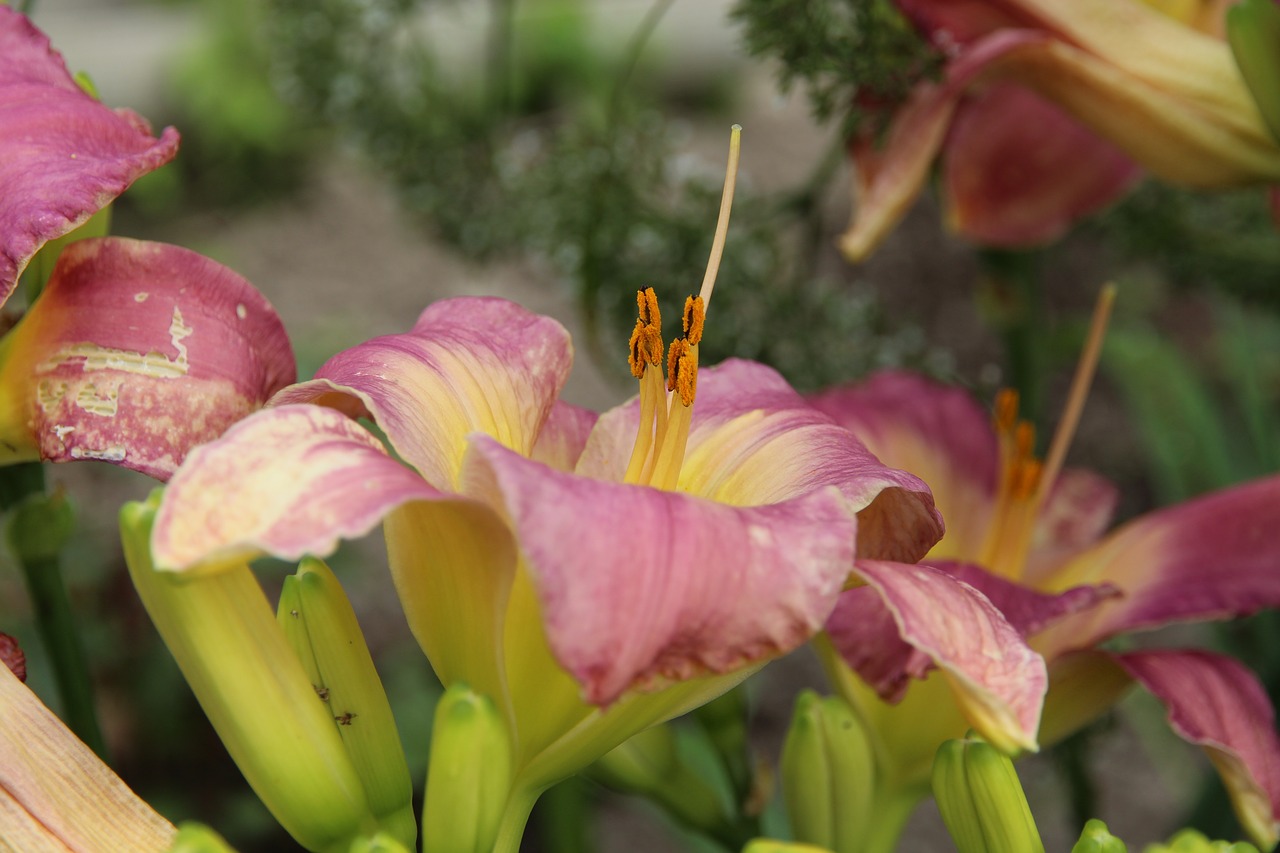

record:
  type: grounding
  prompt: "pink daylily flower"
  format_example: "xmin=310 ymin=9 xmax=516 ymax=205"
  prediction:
xmin=810 ymin=371 xmax=1280 ymax=848
xmin=0 ymin=9 xmax=296 ymax=478
xmin=839 ymin=0 xmax=1280 ymax=260
xmin=147 ymin=291 xmax=1044 ymax=809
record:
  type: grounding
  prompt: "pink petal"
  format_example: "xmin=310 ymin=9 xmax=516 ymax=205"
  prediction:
xmin=272 ymin=297 xmax=572 ymax=489
xmin=580 ymin=359 xmax=943 ymax=563
xmin=1037 ymin=475 xmax=1280 ymax=656
xmin=467 ymin=435 xmax=857 ymax=706
xmin=152 ymin=404 xmax=442 ymax=573
xmin=829 ymin=560 xmax=1046 ymax=753
xmin=0 ymin=238 xmax=294 ymax=479
xmin=1022 ymin=467 xmax=1118 ymax=583
xmin=1117 ymin=650 xmax=1280 ymax=849
xmin=531 ymin=401 xmax=597 ymax=472
xmin=0 ymin=8 xmax=179 ymax=302
xmin=942 ymin=83 xmax=1143 ymax=246
xmin=809 ymin=371 xmax=997 ymax=562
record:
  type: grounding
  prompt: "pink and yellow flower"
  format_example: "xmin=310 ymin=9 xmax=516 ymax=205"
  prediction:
xmin=810 ymin=371 xmax=1280 ymax=848
xmin=147 ymin=269 xmax=1047 ymax=837
xmin=839 ymin=0 xmax=1280 ymax=260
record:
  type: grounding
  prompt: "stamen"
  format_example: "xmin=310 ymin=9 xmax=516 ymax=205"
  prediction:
xmin=682 ymin=295 xmax=705 ymax=345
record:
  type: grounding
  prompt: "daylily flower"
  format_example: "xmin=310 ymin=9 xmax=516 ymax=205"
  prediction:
xmin=0 ymin=8 xmax=295 ymax=478
xmin=839 ymin=0 xmax=1280 ymax=260
xmin=147 ymin=133 xmax=1044 ymax=848
xmin=809 ymin=371 xmax=1280 ymax=849
xmin=0 ymin=654 xmax=176 ymax=851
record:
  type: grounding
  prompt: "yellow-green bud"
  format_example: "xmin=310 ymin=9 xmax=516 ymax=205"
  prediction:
xmin=168 ymin=822 xmax=238 ymax=853
xmin=931 ymin=735 xmax=1044 ymax=853
xmin=122 ymin=491 xmax=373 ymax=853
xmin=1071 ymin=818 xmax=1128 ymax=853
xmin=277 ymin=559 xmax=416 ymax=849
xmin=347 ymin=833 xmax=415 ymax=853
xmin=742 ymin=840 xmax=834 ymax=853
xmin=780 ymin=690 xmax=875 ymax=853
xmin=422 ymin=683 xmax=513 ymax=853
xmin=1228 ymin=0 xmax=1280 ymax=143
xmin=1142 ymin=828 xmax=1261 ymax=853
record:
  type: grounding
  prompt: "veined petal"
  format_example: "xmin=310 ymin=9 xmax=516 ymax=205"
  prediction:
xmin=1035 ymin=475 xmax=1280 ymax=657
xmin=581 ymin=360 xmax=942 ymax=563
xmin=0 ymin=663 xmax=175 ymax=851
xmin=467 ymin=435 xmax=857 ymax=707
xmin=531 ymin=400 xmax=597 ymax=472
xmin=831 ymin=561 xmax=1046 ymax=754
xmin=942 ymin=83 xmax=1142 ymax=246
xmin=0 ymin=7 xmax=179 ymax=302
xmin=152 ymin=404 xmax=444 ymax=574
xmin=809 ymin=371 xmax=996 ymax=563
xmin=1117 ymin=650 xmax=1280 ymax=850
xmin=272 ymin=297 xmax=572 ymax=490
xmin=0 ymin=238 xmax=295 ymax=479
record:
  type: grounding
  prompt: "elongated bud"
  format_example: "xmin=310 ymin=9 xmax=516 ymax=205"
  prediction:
xmin=781 ymin=690 xmax=875 ymax=852
xmin=168 ymin=823 xmax=238 ymax=853
xmin=1228 ymin=0 xmax=1280 ymax=143
xmin=742 ymin=841 xmax=834 ymax=853
xmin=122 ymin=491 xmax=373 ymax=853
xmin=590 ymin=724 xmax=729 ymax=835
xmin=1070 ymin=818 xmax=1128 ymax=853
xmin=422 ymin=683 xmax=513 ymax=853
xmin=1144 ymin=828 xmax=1261 ymax=853
xmin=347 ymin=833 xmax=415 ymax=853
xmin=931 ymin=735 xmax=1044 ymax=853
xmin=277 ymin=558 xmax=416 ymax=849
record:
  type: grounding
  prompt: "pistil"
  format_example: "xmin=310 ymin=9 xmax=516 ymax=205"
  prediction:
xmin=623 ymin=126 xmax=741 ymax=490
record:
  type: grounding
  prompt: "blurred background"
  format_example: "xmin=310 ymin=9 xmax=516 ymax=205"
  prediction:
xmin=5 ymin=0 xmax=1280 ymax=849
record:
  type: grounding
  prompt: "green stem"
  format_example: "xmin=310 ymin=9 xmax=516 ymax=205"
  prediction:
xmin=491 ymin=785 xmax=544 ymax=853
xmin=1 ymin=463 xmax=106 ymax=760
xmin=859 ymin=785 xmax=925 ymax=853
xmin=978 ymin=249 xmax=1045 ymax=433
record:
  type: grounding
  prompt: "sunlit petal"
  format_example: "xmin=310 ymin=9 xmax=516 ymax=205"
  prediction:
xmin=272 ymin=297 xmax=572 ymax=489
xmin=0 ymin=238 xmax=294 ymax=479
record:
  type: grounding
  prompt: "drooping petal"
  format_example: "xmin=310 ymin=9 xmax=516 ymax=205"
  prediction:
xmin=152 ymin=403 xmax=519 ymax=713
xmin=808 ymin=371 xmax=996 ymax=562
xmin=1117 ymin=650 xmax=1280 ymax=850
xmin=272 ymin=297 xmax=573 ymax=490
xmin=467 ymin=435 xmax=858 ymax=707
xmin=941 ymin=83 xmax=1143 ymax=246
xmin=0 ymin=663 xmax=175 ymax=851
xmin=152 ymin=404 xmax=445 ymax=574
xmin=0 ymin=7 xmax=179 ymax=302
xmin=1035 ymin=475 xmax=1280 ymax=657
xmin=828 ymin=561 xmax=1046 ymax=754
xmin=581 ymin=360 xmax=943 ymax=563
xmin=0 ymin=238 xmax=295 ymax=479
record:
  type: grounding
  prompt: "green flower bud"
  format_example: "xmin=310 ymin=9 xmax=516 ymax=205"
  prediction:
xmin=1228 ymin=0 xmax=1280 ymax=143
xmin=1071 ymin=818 xmax=1128 ymax=853
xmin=780 ymin=690 xmax=875 ymax=853
xmin=422 ymin=683 xmax=513 ymax=853
xmin=277 ymin=558 xmax=416 ymax=849
xmin=1142 ymin=828 xmax=1261 ymax=853
xmin=122 ymin=491 xmax=373 ymax=853
xmin=346 ymin=833 xmax=415 ymax=853
xmin=742 ymin=840 xmax=834 ymax=853
xmin=931 ymin=735 xmax=1044 ymax=853
xmin=168 ymin=822 xmax=238 ymax=853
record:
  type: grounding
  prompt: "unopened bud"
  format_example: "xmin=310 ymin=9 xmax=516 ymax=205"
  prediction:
xmin=1143 ymin=828 xmax=1261 ymax=853
xmin=1228 ymin=0 xmax=1280 ymax=143
xmin=931 ymin=735 xmax=1044 ymax=853
xmin=168 ymin=822 xmax=237 ymax=853
xmin=1071 ymin=818 xmax=1128 ymax=853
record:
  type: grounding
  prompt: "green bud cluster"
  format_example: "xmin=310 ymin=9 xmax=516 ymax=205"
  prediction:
xmin=931 ymin=735 xmax=1044 ymax=853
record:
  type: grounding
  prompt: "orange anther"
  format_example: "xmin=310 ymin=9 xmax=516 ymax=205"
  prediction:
xmin=683 ymin=295 xmax=705 ymax=346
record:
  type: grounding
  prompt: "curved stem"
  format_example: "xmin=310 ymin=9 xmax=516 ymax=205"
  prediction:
xmin=491 ymin=784 xmax=545 ymax=853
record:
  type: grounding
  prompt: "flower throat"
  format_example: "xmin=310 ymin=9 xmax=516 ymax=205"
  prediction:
xmin=624 ymin=125 xmax=742 ymax=491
